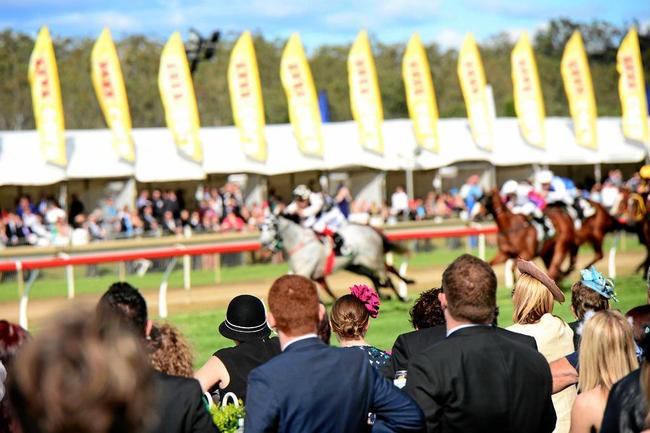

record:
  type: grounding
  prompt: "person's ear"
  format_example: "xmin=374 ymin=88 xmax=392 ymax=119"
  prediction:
xmin=145 ymin=319 xmax=153 ymax=338
xmin=268 ymin=312 xmax=277 ymax=329
xmin=438 ymin=292 xmax=447 ymax=310
xmin=318 ymin=303 xmax=326 ymax=322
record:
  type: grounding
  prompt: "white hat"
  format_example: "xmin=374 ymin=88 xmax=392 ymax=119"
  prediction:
xmin=536 ymin=170 xmax=553 ymax=184
xmin=292 ymin=184 xmax=311 ymax=200
xmin=500 ymin=180 xmax=518 ymax=195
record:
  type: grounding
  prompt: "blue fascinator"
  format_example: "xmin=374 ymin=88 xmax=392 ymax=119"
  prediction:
xmin=579 ymin=266 xmax=618 ymax=301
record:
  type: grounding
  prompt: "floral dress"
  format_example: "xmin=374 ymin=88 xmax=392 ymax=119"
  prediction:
xmin=355 ymin=345 xmax=391 ymax=370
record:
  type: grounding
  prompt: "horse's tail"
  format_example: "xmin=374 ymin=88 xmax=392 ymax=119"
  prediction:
xmin=369 ymin=226 xmax=410 ymax=256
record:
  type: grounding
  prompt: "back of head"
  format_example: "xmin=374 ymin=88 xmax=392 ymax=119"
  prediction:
xmin=410 ymin=288 xmax=445 ymax=329
xmin=625 ymin=304 xmax=650 ymax=348
xmin=442 ymin=254 xmax=496 ymax=324
xmin=268 ymin=275 xmax=319 ymax=336
xmin=97 ymin=282 xmax=148 ymax=337
xmin=0 ymin=320 xmax=30 ymax=366
xmin=149 ymin=323 xmax=194 ymax=377
xmin=570 ymin=281 xmax=610 ymax=321
xmin=512 ymin=274 xmax=554 ymax=325
xmin=578 ymin=310 xmax=638 ymax=393
xmin=8 ymin=307 xmax=154 ymax=433
xmin=330 ymin=295 xmax=369 ymax=340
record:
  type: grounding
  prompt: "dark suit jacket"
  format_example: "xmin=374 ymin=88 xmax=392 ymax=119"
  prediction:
xmin=405 ymin=326 xmax=555 ymax=433
xmin=244 ymin=337 xmax=424 ymax=433
xmin=153 ymin=372 xmax=217 ymax=433
xmin=600 ymin=368 xmax=645 ymax=433
xmin=381 ymin=325 xmax=538 ymax=378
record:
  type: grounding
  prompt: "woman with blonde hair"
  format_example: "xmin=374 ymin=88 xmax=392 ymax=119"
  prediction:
xmin=507 ymin=259 xmax=576 ymax=433
xmin=570 ymin=310 xmax=638 ymax=433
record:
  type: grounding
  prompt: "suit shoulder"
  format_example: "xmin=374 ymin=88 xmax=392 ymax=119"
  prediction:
xmin=156 ymin=372 xmax=202 ymax=391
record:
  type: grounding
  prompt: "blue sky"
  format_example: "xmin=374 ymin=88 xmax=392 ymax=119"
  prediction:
xmin=1 ymin=0 xmax=648 ymax=49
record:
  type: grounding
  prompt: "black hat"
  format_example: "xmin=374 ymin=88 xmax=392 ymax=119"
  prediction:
xmin=218 ymin=295 xmax=271 ymax=342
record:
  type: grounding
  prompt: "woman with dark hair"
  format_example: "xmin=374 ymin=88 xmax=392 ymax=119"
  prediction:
xmin=568 ymin=266 xmax=614 ymax=349
xmin=194 ymin=294 xmax=281 ymax=402
xmin=409 ymin=288 xmax=445 ymax=330
xmin=330 ymin=284 xmax=390 ymax=370
xmin=0 ymin=320 xmax=30 ymax=433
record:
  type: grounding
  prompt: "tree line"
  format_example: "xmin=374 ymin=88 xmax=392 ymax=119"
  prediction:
xmin=0 ymin=18 xmax=648 ymax=131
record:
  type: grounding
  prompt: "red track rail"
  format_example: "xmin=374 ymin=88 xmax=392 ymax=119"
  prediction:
xmin=0 ymin=225 xmax=497 ymax=272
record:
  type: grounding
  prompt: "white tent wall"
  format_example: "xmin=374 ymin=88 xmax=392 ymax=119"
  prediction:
xmin=0 ymin=117 xmax=646 ymax=187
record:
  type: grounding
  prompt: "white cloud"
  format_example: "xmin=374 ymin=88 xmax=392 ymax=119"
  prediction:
xmin=35 ymin=11 xmax=138 ymax=32
xmin=436 ymin=28 xmax=464 ymax=49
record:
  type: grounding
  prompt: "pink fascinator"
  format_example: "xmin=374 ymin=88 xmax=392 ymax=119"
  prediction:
xmin=350 ymin=284 xmax=380 ymax=318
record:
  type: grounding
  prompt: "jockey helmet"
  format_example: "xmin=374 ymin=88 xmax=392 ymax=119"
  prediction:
xmin=535 ymin=170 xmax=553 ymax=185
xmin=501 ymin=180 xmax=518 ymax=196
xmin=293 ymin=184 xmax=311 ymax=200
xmin=640 ymin=165 xmax=650 ymax=180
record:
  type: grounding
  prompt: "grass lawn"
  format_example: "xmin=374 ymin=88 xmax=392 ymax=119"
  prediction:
xmin=173 ymin=273 xmax=649 ymax=368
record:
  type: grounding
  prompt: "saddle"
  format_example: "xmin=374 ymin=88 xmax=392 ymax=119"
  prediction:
xmin=529 ymin=216 xmax=556 ymax=245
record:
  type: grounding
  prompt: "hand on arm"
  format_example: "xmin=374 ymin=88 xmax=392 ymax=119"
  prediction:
xmin=550 ymin=357 xmax=578 ymax=394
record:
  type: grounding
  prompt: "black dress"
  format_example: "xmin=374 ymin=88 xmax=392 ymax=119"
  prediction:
xmin=600 ymin=368 xmax=647 ymax=433
xmin=211 ymin=337 xmax=281 ymax=402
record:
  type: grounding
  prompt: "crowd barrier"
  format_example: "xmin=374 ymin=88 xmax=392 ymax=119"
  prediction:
xmin=11 ymin=222 xmax=626 ymax=329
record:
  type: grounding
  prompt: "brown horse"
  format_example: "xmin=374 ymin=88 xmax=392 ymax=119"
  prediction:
xmin=475 ymin=190 xmax=577 ymax=281
xmin=621 ymin=191 xmax=650 ymax=277
xmin=574 ymin=201 xmax=624 ymax=269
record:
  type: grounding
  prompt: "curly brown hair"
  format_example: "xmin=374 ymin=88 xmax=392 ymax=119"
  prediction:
xmin=148 ymin=323 xmax=194 ymax=378
xmin=409 ymin=288 xmax=445 ymax=329
xmin=570 ymin=281 xmax=609 ymax=321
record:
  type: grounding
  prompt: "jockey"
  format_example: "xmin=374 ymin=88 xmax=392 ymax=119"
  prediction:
xmin=501 ymin=179 xmax=551 ymax=234
xmin=535 ymin=170 xmax=586 ymax=224
xmin=285 ymin=184 xmax=349 ymax=255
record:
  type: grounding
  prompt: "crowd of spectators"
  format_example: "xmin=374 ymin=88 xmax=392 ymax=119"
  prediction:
xmin=0 ymin=180 xmax=474 ymax=249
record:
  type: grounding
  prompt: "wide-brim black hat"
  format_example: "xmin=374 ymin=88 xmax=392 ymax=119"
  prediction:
xmin=218 ymin=294 xmax=271 ymax=342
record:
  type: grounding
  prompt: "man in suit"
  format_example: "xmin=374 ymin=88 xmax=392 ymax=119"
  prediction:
xmin=245 ymin=274 xmax=424 ymax=433
xmin=405 ymin=254 xmax=556 ymax=433
xmin=97 ymin=282 xmax=217 ymax=433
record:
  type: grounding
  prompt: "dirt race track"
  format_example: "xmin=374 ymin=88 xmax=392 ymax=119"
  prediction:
xmin=0 ymin=250 xmax=646 ymax=327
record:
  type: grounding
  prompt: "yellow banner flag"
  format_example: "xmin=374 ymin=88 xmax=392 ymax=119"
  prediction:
xmin=402 ymin=33 xmax=439 ymax=153
xmin=511 ymin=32 xmax=545 ymax=148
xmin=457 ymin=33 xmax=493 ymax=151
xmin=617 ymin=27 xmax=649 ymax=144
xmin=28 ymin=26 xmax=66 ymax=166
xmin=228 ymin=31 xmax=266 ymax=161
xmin=561 ymin=31 xmax=598 ymax=149
xmin=159 ymin=32 xmax=203 ymax=162
xmin=91 ymin=28 xmax=135 ymax=162
xmin=280 ymin=33 xmax=324 ymax=157
xmin=348 ymin=30 xmax=384 ymax=154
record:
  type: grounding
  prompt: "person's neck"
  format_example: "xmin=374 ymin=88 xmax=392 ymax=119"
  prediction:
xmin=278 ymin=329 xmax=317 ymax=350
xmin=445 ymin=311 xmax=489 ymax=332
xmin=339 ymin=337 xmax=368 ymax=348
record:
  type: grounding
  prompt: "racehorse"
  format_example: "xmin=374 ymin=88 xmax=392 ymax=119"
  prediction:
xmin=574 ymin=200 xmax=624 ymax=269
xmin=259 ymin=214 xmax=413 ymax=301
xmin=473 ymin=189 xmax=577 ymax=281
xmin=620 ymin=191 xmax=650 ymax=277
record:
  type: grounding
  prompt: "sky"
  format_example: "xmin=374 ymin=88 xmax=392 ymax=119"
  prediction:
xmin=1 ymin=0 xmax=648 ymax=49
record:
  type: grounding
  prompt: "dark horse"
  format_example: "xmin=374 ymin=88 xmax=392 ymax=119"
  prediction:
xmin=574 ymin=200 xmax=624 ymax=269
xmin=620 ymin=191 xmax=650 ymax=277
xmin=474 ymin=190 xmax=577 ymax=281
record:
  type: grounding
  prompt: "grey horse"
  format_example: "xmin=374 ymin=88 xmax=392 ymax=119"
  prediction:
xmin=260 ymin=214 xmax=413 ymax=301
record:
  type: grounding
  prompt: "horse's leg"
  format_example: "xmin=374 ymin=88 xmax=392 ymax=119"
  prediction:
xmin=344 ymin=264 xmax=386 ymax=298
xmin=314 ymin=276 xmax=337 ymax=301
xmin=385 ymin=263 xmax=415 ymax=285
xmin=382 ymin=274 xmax=408 ymax=303
xmin=582 ymin=234 xmax=604 ymax=270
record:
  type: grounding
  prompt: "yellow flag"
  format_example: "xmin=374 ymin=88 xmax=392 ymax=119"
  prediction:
xmin=511 ymin=32 xmax=545 ymax=148
xmin=159 ymin=32 xmax=203 ymax=162
xmin=348 ymin=30 xmax=384 ymax=154
xmin=617 ymin=27 xmax=649 ymax=144
xmin=28 ymin=26 xmax=66 ymax=166
xmin=402 ymin=33 xmax=439 ymax=153
xmin=280 ymin=33 xmax=324 ymax=157
xmin=561 ymin=31 xmax=598 ymax=149
xmin=91 ymin=28 xmax=135 ymax=162
xmin=228 ymin=31 xmax=267 ymax=161
xmin=457 ymin=33 xmax=493 ymax=151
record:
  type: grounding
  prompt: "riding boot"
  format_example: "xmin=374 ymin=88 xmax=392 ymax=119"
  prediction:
xmin=533 ymin=216 xmax=549 ymax=236
xmin=332 ymin=232 xmax=346 ymax=256
xmin=573 ymin=202 xmax=584 ymax=221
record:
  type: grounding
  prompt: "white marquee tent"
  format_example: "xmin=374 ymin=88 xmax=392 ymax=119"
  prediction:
xmin=0 ymin=117 xmax=646 ymax=186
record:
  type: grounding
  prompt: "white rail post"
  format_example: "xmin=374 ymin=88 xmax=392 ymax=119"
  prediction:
xmin=478 ymin=232 xmax=486 ymax=261
xmin=18 ymin=269 xmax=39 ymax=331
xmin=214 ymin=253 xmax=222 ymax=284
xmin=504 ymin=259 xmax=515 ymax=289
xmin=176 ymin=244 xmax=190 ymax=291
xmin=118 ymin=261 xmax=126 ymax=281
xmin=398 ymin=260 xmax=409 ymax=299
xmin=608 ymin=232 xmax=621 ymax=279
xmin=158 ymin=257 xmax=177 ymax=319
xmin=59 ymin=253 xmax=75 ymax=299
